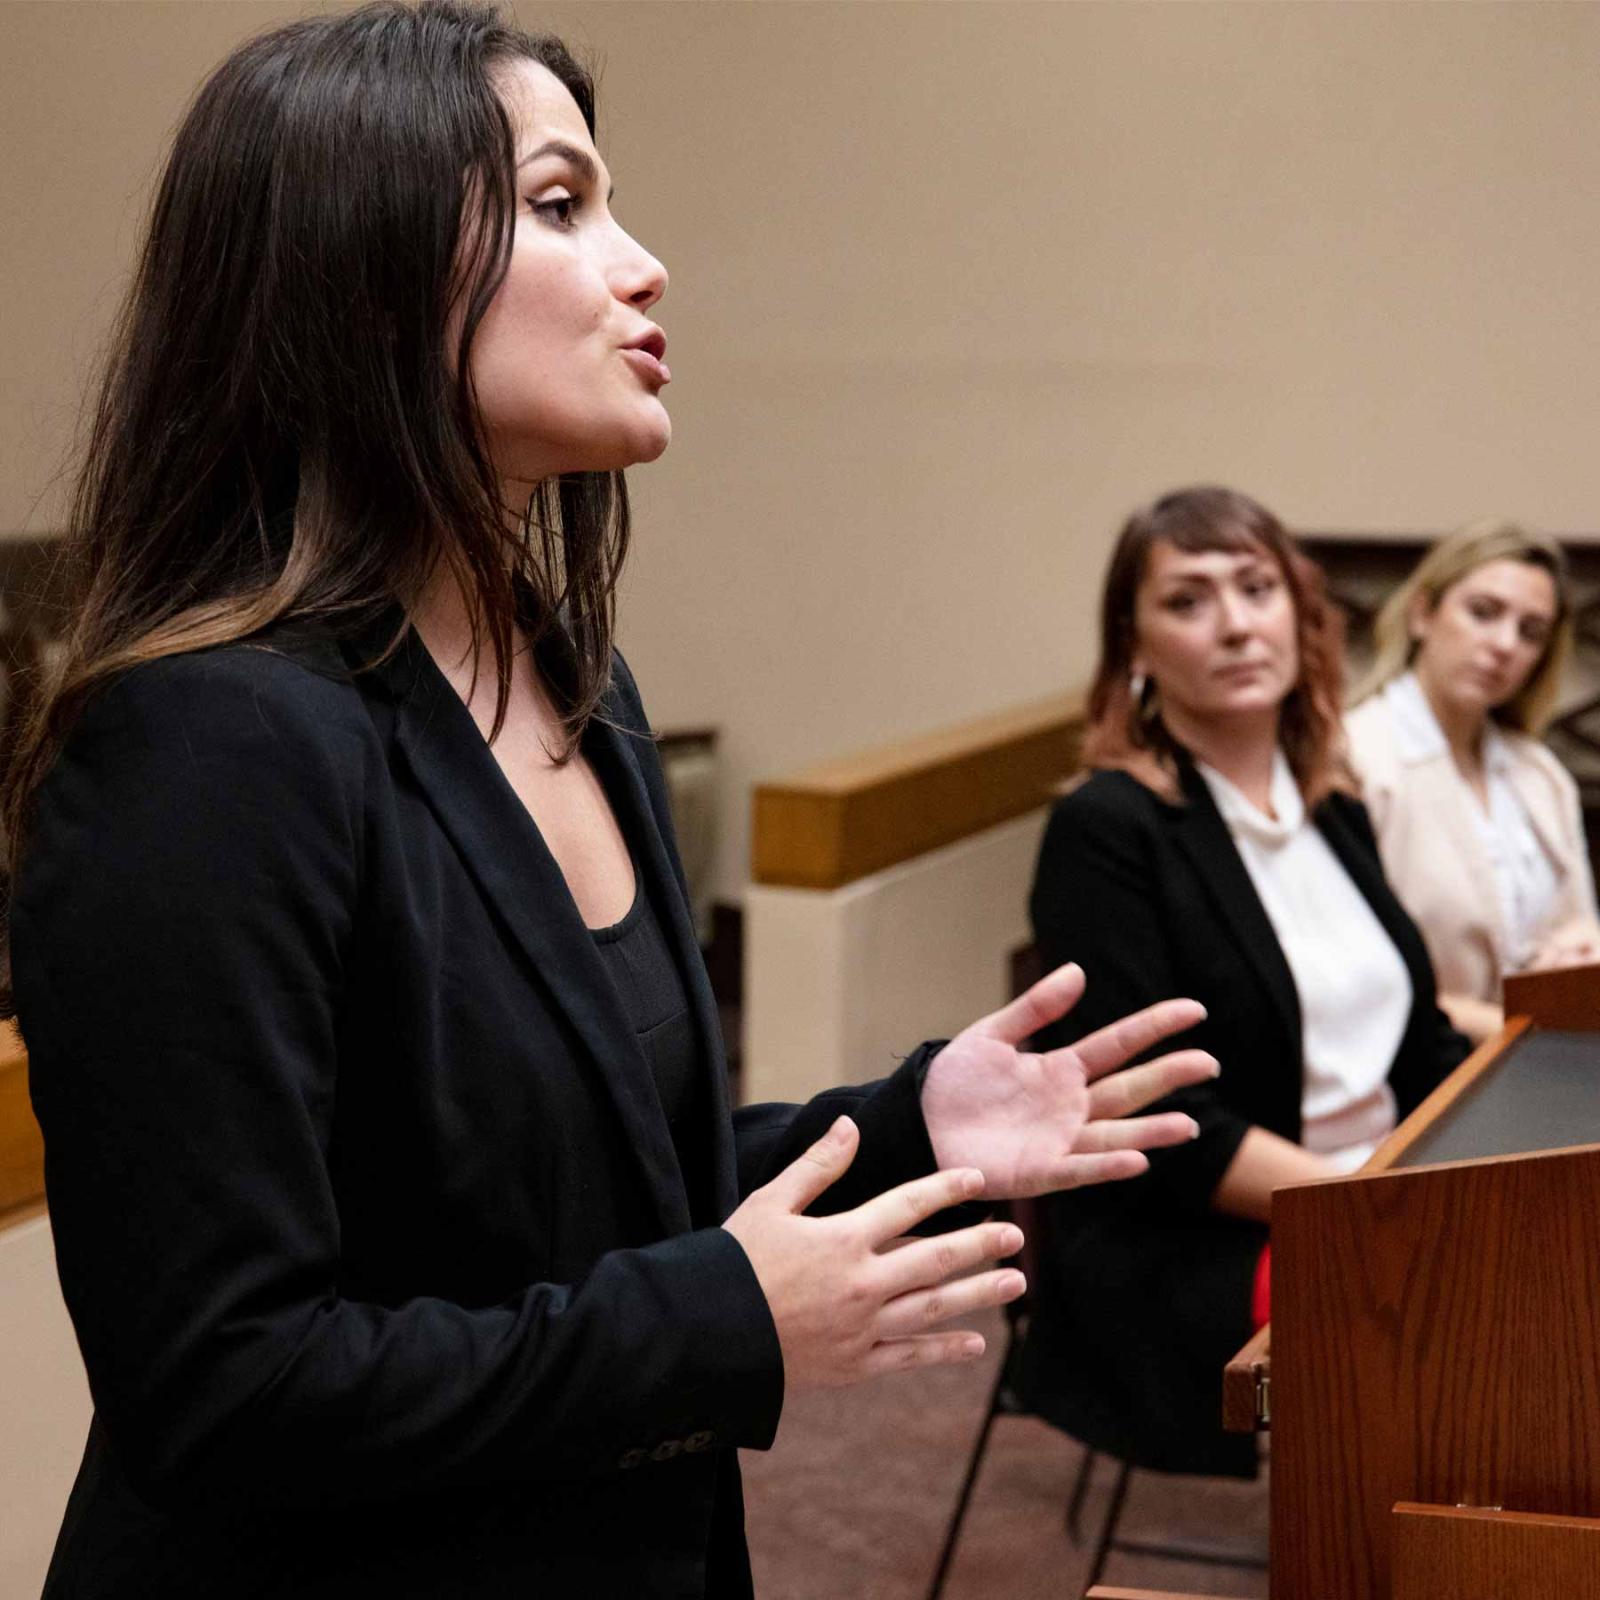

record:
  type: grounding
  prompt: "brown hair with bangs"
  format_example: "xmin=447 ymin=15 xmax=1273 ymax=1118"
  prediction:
xmin=1080 ymin=486 xmax=1350 ymax=806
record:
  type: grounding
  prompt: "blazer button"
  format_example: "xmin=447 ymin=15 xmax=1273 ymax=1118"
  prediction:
xmin=618 ymin=1448 xmax=647 ymax=1470
xmin=684 ymin=1431 xmax=715 ymax=1453
xmin=651 ymin=1439 xmax=683 ymax=1462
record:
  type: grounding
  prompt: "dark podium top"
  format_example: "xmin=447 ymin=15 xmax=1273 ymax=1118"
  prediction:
xmin=1392 ymin=1028 xmax=1600 ymax=1169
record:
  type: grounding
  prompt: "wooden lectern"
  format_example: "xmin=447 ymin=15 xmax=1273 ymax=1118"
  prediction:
xmin=1089 ymin=962 xmax=1600 ymax=1600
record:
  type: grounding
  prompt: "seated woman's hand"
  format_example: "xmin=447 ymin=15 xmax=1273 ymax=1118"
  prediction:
xmin=723 ymin=1118 xmax=1026 ymax=1389
xmin=1528 ymin=920 xmax=1600 ymax=972
xmin=920 ymin=961 xmax=1216 ymax=1199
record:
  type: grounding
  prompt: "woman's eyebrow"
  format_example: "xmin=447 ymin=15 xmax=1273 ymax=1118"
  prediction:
xmin=518 ymin=139 xmax=599 ymax=182
xmin=516 ymin=138 xmax=615 ymax=202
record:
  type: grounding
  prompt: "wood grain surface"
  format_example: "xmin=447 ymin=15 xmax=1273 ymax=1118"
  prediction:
xmin=1085 ymin=1589 xmax=1251 ymax=1600
xmin=0 ymin=1025 xmax=42 ymax=1223
xmin=1392 ymin=1502 xmax=1600 ymax=1599
xmin=751 ymin=692 xmax=1083 ymax=888
xmin=1222 ymin=1321 xmax=1271 ymax=1433
xmin=1271 ymin=1141 xmax=1600 ymax=1599
xmin=1504 ymin=960 xmax=1600 ymax=1031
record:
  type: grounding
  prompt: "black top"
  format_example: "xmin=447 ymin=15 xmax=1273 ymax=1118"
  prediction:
xmin=590 ymin=853 xmax=707 ymax=1216
xmin=17 ymin=621 xmax=950 ymax=1598
xmin=1015 ymin=760 xmax=1467 ymax=1477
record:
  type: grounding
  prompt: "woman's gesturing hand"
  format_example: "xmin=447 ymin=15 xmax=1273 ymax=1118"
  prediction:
xmin=722 ymin=1116 xmax=1025 ymax=1391
xmin=921 ymin=961 xmax=1217 ymax=1200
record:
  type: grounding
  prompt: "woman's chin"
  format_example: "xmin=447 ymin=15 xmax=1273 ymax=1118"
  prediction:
xmin=628 ymin=417 xmax=672 ymax=465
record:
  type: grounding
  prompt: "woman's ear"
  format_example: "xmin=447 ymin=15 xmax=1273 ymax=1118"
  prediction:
xmin=1405 ymin=588 xmax=1433 ymax=646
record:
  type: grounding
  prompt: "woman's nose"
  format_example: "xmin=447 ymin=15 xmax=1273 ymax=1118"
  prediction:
xmin=1217 ymin=592 xmax=1252 ymax=639
xmin=612 ymin=225 xmax=668 ymax=311
xmin=1487 ymin=617 xmax=1519 ymax=655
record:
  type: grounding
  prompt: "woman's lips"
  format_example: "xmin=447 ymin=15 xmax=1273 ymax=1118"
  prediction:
xmin=621 ymin=346 xmax=671 ymax=386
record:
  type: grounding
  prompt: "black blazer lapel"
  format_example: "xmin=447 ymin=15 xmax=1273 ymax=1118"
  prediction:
xmin=379 ymin=629 xmax=693 ymax=1238
xmin=1170 ymin=762 xmax=1303 ymax=1054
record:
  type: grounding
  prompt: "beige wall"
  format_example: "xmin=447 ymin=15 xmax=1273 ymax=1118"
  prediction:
xmin=744 ymin=812 xmax=1044 ymax=1102
xmin=5 ymin=1 xmax=1600 ymax=897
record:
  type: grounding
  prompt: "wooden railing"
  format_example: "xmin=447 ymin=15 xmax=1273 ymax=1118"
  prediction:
xmin=0 ymin=1026 xmax=42 ymax=1225
xmin=752 ymin=691 xmax=1085 ymax=890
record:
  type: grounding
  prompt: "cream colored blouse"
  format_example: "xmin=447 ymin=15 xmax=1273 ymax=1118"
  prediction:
xmin=1345 ymin=673 xmax=1598 ymax=1004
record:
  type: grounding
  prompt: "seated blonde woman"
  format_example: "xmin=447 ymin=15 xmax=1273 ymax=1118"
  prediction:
xmin=1346 ymin=522 xmax=1600 ymax=1042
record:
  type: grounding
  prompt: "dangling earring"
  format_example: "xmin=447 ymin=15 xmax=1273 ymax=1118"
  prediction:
xmin=1130 ymin=669 xmax=1147 ymax=701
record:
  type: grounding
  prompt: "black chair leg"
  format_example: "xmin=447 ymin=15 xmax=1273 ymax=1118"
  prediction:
xmin=1064 ymin=1448 xmax=1097 ymax=1543
xmin=1082 ymin=1457 xmax=1132 ymax=1591
xmin=923 ymin=1326 xmax=1015 ymax=1600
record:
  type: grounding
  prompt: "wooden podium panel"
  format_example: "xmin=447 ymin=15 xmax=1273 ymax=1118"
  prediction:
xmin=1271 ymin=1140 xmax=1600 ymax=1598
xmin=1391 ymin=1503 xmax=1600 ymax=1599
xmin=1213 ymin=964 xmax=1600 ymax=1600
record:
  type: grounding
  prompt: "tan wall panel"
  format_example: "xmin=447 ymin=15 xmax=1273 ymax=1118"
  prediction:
xmin=6 ymin=3 xmax=1600 ymax=898
xmin=0 ymin=1214 xmax=91 ymax=1598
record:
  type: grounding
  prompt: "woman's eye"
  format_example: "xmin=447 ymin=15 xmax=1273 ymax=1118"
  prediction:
xmin=1163 ymin=593 xmax=1199 ymax=614
xmin=531 ymin=193 xmax=579 ymax=228
xmin=1468 ymin=598 xmax=1500 ymax=622
xmin=1242 ymin=578 xmax=1278 ymax=601
xmin=1520 ymin=619 xmax=1551 ymax=646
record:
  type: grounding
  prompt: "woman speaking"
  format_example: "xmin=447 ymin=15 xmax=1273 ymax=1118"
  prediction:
xmin=3 ymin=5 xmax=1212 ymax=1595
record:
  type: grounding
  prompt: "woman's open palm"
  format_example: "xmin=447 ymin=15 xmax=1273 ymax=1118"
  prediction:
xmin=920 ymin=962 xmax=1216 ymax=1198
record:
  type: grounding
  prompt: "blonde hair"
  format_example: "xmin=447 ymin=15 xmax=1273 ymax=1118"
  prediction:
xmin=1352 ymin=520 xmax=1571 ymax=734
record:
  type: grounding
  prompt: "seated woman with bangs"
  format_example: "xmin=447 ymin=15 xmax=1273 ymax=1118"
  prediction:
xmin=1017 ymin=486 xmax=1469 ymax=1479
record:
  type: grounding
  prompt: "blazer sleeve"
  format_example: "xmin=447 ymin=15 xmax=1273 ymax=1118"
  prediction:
xmin=15 ymin=653 xmax=782 ymax=1512
xmin=1029 ymin=780 xmax=1250 ymax=1211
xmin=731 ymin=1044 xmax=949 ymax=1211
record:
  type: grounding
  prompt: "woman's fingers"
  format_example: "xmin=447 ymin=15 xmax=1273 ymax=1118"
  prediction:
xmin=1071 ymin=1111 xmax=1201 ymax=1154
xmin=874 ymin=1219 xmax=1023 ymax=1298
xmin=851 ymin=1164 xmax=986 ymax=1244
xmin=759 ymin=1115 xmax=861 ymax=1214
xmin=876 ymin=1266 xmax=1026 ymax=1339
xmin=1047 ymin=1150 xmax=1151 ymax=1189
xmin=966 ymin=961 xmax=1087 ymax=1047
xmin=859 ymin=1330 xmax=988 ymax=1377
xmin=1084 ymin=1050 xmax=1218 ymax=1119
xmin=1070 ymin=997 xmax=1207 ymax=1081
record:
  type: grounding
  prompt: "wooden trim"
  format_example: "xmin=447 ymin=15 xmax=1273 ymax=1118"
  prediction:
xmin=1393 ymin=1501 xmax=1600 ymax=1599
xmin=0 ymin=1196 xmax=46 ymax=1234
xmin=1087 ymin=1589 xmax=1253 ymax=1600
xmin=752 ymin=692 xmax=1084 ymax=889
xmin=1222 ymin=1321 xmax=1271 ymax=1433
xmin=0 ymin=1025 xmax=42 ymax=1218
xmin=1363 ymin=1016 xmax=1530 ymax=1174
xmin=1504 ymin=960 xmax=1600 ymax=1031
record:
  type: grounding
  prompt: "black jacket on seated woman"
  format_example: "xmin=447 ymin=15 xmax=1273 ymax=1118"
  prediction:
xmin=1016 ymin=488 xmax=1469 ymax=1479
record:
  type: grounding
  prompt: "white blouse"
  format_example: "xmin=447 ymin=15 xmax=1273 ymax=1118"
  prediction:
xmin=1198 ymin=752 xmax=1407 ymax=1173
xmin=1383 ymin=671 xmax=1561 ymax=972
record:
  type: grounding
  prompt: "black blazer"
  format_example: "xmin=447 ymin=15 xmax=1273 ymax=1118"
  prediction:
xmin=16 ymin=623 xmax=946 ymax=1598
xmin=1015 ymin=762 xmax=1466 ymax=1477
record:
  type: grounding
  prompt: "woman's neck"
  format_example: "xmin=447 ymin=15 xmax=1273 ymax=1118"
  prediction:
xmin=1163 ymin=705 xmax=1281 ymax=815
xmin=411 ymin=562 xmax=491 ymax=689
xmin=1413 ymin=666 xmax=1486 ymax=778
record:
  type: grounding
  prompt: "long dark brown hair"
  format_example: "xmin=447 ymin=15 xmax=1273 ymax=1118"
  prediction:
xmin=1 ymin=3 xmax=630 ymax=1006
xmin=1081 ymin=486 xmax=1349 ymax=805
